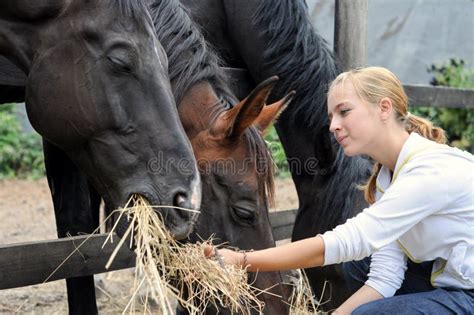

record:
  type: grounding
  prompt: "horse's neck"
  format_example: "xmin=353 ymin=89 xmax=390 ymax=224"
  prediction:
xmin=177 ymin=81 xmax=223 ymax=138
xmin=0 ymin=0 xmax=68 ymax=20
xmin=0 ymin=1 xmax=68 ymax=72
xmin=0 ymin=22 xmax=34 ymax=72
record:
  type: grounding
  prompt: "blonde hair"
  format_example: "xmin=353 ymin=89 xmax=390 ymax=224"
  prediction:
xmin=329 ymin=67 xmax=447 ymax=204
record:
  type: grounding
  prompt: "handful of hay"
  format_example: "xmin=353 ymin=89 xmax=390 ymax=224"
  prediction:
xmin=105 ymin=194 xmax=264 ymax=315
xmin=287 ymin=269 xmax=324 ymax=315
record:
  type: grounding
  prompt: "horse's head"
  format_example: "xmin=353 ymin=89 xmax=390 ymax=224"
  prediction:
xmin=178 ymin=78 xmax=289 ymax=242
xmin=11 ymin=0 xmax=201 ymax=239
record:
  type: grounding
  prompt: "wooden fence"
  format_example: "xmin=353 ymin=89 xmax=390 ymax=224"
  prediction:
xmin=0 ymin=234 xmax=135 ymax=289
xmin=0 ymin=209 xmax=298 ymax=290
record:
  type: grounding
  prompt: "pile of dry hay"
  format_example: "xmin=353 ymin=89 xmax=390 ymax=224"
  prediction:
xmin=104 ymin=194 xmax=326 ymax=314
xmin=287 ymin=269 xmax=325 ymax=315
xmin=104 ymin=194 xmax=264 ymax=315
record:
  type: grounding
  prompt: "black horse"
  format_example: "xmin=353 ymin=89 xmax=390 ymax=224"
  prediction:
xmin=1 ymin=0 xmax=293 ymax=313
xmin=181 ymin=0 xmax=373 ymax=309
xmin=0 ymin=0 xmax=201 ymax=314
xmin=149 ymin=0 xmax=293 ymax=313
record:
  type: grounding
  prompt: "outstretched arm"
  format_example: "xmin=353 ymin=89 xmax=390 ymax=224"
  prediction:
xmin=205 ymin=235 xmax=325 ymax=272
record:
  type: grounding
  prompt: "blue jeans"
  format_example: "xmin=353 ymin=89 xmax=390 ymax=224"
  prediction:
xmin=342 ymin=257 xmax=474 ymax=314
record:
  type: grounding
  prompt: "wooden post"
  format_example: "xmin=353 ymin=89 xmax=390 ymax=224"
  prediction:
xmin=334 ymin=0 xmax=368 ymax=71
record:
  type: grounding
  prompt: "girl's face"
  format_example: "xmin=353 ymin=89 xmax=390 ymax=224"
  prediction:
xmin=327 ymin=81 xmax=382 ymax=156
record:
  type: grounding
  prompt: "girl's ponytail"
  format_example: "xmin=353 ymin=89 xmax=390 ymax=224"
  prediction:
xmin=404 ymin=112 xmax=446 ymax=145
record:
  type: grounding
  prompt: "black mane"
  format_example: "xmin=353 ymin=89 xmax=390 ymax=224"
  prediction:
xmin=148 ymin=0 xmax=234 ymax=104
xmin=253 ymin=0 xmax=339 ymax=130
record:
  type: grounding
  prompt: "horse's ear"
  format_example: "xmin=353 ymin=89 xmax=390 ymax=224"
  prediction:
xmin=254 ymin=91 xmax=295 ymax=133
xmin=211 ymin=76 xmax=278 ymax=138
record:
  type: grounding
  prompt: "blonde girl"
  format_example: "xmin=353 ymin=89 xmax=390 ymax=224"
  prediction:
xmin=205 ymin=67 xmax=473 ymax=314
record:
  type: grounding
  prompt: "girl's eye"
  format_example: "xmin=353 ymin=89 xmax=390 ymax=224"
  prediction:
xmin=341 ymin=109 xmax=350 ymax=116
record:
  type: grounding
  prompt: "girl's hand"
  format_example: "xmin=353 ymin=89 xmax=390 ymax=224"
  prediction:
xmin=203 ymin=245 xmax=243 ymax=267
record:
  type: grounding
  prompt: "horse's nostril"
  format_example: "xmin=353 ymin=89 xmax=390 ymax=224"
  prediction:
xmin=173 ymin=192 xmax=193 ymax=219
xmin=175 ymin=193 xmax=187 ymax=208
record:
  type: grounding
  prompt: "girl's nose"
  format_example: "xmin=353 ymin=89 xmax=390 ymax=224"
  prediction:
xmin=329 ymin=116 xmax=340 ymax=133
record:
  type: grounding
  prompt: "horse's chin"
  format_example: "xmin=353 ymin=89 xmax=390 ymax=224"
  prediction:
xmin=167 ymin=220 xmax=196 ymax=241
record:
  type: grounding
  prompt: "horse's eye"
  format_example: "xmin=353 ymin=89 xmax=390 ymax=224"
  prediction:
xmin=231 ymin=206 xmax=256 ymax=226
xmin=107 ymin=55 xmax=133 ymax=73
xmin=105 ymin=41 xmax=137 ymax=74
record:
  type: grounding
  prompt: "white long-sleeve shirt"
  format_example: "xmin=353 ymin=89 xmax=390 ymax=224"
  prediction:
xmin=321 ymin=132 xmax=474 ymax=297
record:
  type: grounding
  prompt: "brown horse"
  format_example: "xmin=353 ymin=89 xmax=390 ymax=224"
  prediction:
xmin=180 ymin=0 xmax=374 ymax=310
xmin=149 ymin=0 xmax=295 ymax=313
xmin=178 ymin=79 xmax=293 ymax=313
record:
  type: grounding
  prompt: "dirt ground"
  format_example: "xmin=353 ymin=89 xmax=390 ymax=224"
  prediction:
xmin=0 ymin=178 xmax=298 ymax=314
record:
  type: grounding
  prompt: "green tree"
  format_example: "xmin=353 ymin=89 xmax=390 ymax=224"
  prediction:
xmin=0 ymin=104 xmax=45 ymax=179
xmin=264 ymin=126 xmax=291 ymax=178
xmin=412 ymin=59 xmax=474 ymax=152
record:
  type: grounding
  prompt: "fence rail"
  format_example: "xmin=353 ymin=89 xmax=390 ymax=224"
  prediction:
xmin=403 ymin=84 xmax=474 ymax=109
xmin=0 ymin=234 xmax=135 ymax=290
xmin=0 ymin=210 xmax=297 ymax=290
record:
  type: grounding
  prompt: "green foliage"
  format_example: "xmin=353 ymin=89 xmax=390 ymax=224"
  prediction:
xmin=429 ymin=59 xmax=474 ymax=89
xmin=264 ymin=126 xmax=291 ymax=178
xmin=0 ymin=104 xmax=45 ymax=179
xmin=411 ymin=59 xmax=474 ymax=152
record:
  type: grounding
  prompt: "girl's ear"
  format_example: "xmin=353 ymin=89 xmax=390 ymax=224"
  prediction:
xmin=379 ymin=97 xmax=393 ymax=122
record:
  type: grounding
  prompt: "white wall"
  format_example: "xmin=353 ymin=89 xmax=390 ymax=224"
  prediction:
xmin=306 ymin=0 xmax=474 ymax=84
